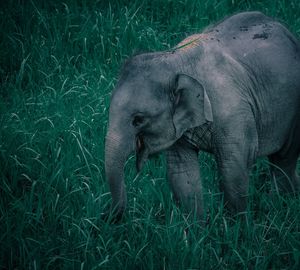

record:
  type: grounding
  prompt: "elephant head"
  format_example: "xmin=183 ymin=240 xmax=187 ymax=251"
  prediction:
xmin=104 ymin=52 xmax=212 ymax=220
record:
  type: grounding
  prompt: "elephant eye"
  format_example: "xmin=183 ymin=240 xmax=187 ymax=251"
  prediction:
xmin=132 ymin=114 xmax=145 ymax=127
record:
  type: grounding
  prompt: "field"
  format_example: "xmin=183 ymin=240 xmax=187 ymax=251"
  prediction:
xmin=1 ymin=0 xmax=300 ymax=269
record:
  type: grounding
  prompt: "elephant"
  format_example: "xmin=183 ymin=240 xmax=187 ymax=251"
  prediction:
xmin=104 ymin=11 xmax=300 ymax=222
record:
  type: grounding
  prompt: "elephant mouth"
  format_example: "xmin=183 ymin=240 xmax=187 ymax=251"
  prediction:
xmin=135 ymin=134 xmax=149 ymax=172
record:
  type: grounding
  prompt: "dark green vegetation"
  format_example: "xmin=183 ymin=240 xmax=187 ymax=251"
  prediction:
xmin=1 ymin=0 xmax=300 ymax=269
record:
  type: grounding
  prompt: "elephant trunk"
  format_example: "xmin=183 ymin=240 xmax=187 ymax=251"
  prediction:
xmin=104 ymin=128 xmax=134 ymax=219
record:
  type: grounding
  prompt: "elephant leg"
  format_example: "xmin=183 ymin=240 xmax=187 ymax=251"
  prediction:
xmin=269 ymin=154 xmax=300 ymax=194
xmin=269 ymin=123 xmax=300 ymax=194
xmin=166 ymin=138 xmax=204 ymax=220
xmin=269 ymin=150 xmax=300 ymax=194
xmin=218 ymin=165 xmax=249 ymax=213
xmin=216 ymin=140 xmax=257 ymax=214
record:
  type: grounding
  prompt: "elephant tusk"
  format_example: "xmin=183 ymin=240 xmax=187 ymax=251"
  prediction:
xmin=135 ymin=135 xmax=148 ymax=172
xmin=136 ymin=135 xmax=143 ymax=152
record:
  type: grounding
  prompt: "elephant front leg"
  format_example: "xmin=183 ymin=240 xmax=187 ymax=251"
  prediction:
xmin=218 ymin=164 xmax=250 ymax=213
xmin=216 ymin=142 xmax=257 ymax=214
xmin=166 ymin=138 xmax=204 ymax=220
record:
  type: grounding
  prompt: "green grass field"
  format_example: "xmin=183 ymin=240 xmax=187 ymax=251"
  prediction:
xmin=1 ymin=0 xmax=300 ymax=269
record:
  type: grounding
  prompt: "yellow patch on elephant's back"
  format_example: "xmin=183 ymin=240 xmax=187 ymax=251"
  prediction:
xmin=175 ymin=33 xmax=210 ymax=51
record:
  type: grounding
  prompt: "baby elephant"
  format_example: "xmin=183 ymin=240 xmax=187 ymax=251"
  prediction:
xmin=104 ymin=11 xmax=300 ymax=221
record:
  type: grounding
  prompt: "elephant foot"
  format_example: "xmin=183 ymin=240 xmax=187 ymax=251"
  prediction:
xmin=101 ymin=206 xmax=124 ymax=224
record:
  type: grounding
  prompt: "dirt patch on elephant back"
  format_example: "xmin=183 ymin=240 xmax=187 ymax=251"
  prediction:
xmin=175 ymin=33 xmax=210 ymax=51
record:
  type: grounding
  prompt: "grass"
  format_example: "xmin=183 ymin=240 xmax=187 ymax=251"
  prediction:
xmin=1 ymin=0 xmax=300 ymax=269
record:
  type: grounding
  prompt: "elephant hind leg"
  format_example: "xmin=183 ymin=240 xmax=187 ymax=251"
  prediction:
xmin=269 ymin=152 xmax=300 ymax=194
xmin=268 ymin=123 xmax=300 ymax=194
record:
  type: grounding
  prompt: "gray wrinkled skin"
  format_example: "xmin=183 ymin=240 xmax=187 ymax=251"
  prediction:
xmin=104 ymin=12 xmax=300 ymax=222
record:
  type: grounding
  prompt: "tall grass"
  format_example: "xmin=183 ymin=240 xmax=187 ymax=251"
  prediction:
xmin=1 ymin=0 xmax=300 ymax=269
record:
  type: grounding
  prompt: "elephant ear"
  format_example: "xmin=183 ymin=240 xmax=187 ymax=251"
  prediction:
xmin=172 ymin=74 xmax=213 ymax=138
